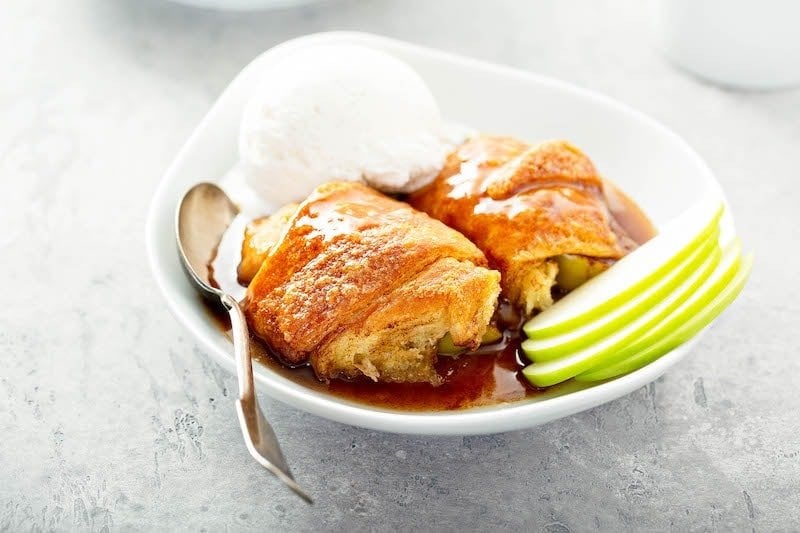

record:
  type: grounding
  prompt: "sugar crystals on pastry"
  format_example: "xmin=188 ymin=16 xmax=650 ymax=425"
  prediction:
xmin=242 ymin=181 xmax=501 ymax=385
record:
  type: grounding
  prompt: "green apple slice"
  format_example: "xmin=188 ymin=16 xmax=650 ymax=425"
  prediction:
xmin=564 ymin=239 xmax=741 ymax=376
xmin=576 ymin=252 xmax=752 ymax=382
xmin=523 ymin=198 xmax=723 ymax=339
xmin=524 ymin=225 xmax=720 ymax=361
xmin=521 ymin=241 xmax=727 ymax=387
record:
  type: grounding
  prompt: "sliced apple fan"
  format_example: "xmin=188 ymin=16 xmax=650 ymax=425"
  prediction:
xmin=520 ymin=201 xmax=750 ymax=386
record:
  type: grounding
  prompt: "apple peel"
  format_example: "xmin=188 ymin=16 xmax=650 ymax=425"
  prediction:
xmin=575 ymin=251 xmax=752 ymax=382
xmin=521 ymin=242 xmax=727 ymax=387
xmin=524 ymin=198 xmax=723 ymax=339
xmin=525 ymin=226 xmax=721 ymax=361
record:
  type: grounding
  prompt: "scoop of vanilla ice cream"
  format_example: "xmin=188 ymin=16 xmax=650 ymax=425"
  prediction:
xmin=238 ymin=44 xmax=464 ymax=205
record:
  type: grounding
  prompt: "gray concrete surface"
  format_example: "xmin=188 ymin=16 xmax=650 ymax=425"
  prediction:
xmin=1 ymin=0 xmax=798 ymax=531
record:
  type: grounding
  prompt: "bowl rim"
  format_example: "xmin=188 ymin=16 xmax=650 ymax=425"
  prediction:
xmin=146 ymin=31 xmax=727 ymax=435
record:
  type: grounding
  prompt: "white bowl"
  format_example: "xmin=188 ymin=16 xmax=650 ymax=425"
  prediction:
xmin=146 ymin=32 xmax=730 ymax=435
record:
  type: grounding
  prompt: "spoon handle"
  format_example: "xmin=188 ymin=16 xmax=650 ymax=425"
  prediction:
xmin=220 ymin=293 xmax=312 ymax=504
xmin=221 ymin=293 xmax=256 ymax=402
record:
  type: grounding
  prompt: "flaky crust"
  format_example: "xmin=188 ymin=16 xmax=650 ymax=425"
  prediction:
xmin=408 ymin=136 xmax=637 ymax=314
xmin=243 ymin=181 xmax=500 ymax=384
xmin=312 ymin=257 xmax=500 ymax=384
xmin=238 ymin=203 xmax=299 ymax=285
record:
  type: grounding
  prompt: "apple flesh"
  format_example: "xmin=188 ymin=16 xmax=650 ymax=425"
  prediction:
xmin=437 ymin=325 xmax=503 ymax=356
xmin=555 ymin=254 xmax=608 ymax=291
xmin=525 ymin=226 xmax=720 ymax=361
xmin=576 ymin=252 xmax=752 ymax=382
xmin=521 ymin=241 xmax=736 ymax=387
xmin=524 ymin=198 xmax=723 ymax=339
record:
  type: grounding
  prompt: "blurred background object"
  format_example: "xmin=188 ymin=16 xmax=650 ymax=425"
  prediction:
xmin=650 ymin=0 xmax=800 ymax=90
xmin=167 ymin=0 xmax=328 ymax=10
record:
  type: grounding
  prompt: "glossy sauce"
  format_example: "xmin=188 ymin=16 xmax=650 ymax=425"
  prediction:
xmin=604 ymin=181 xmax=657 ymax=247
xmin=206 ymin=170 xmax=656 ymax=412
xmin=204 ymin=183 xmax=653 ymax=411
xmin=204 ymin=296 xmax=539 ymax=410
xmin=408 ymin=137 xmax=657 ymax=267
xmin=298 ymin=196 xmax=384 ymax=242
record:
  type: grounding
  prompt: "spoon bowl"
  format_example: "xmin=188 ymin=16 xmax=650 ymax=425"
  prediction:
xmin=175 ymin=182 xmax=312 ymax=504
xmin=176 ymin=183 xmax=239 ymax=298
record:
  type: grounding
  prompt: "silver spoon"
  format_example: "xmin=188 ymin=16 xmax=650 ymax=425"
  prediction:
xmin=176 ymin=182 xmax=312 ymax=504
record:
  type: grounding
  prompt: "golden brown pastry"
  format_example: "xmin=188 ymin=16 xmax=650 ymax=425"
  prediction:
xmin=408 ymin=135 xmax=653 ymax=314
xmin=243 ymin=181 xmax=501 ymax=385
xmin=238 ymin=203 xmax=298 ymax=285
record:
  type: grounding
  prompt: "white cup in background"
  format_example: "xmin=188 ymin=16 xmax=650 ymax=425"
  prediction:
xmin=650 ymin=0 xmax=800 ymax=90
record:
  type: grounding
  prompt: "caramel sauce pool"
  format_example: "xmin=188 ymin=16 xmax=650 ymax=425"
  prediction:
xmin=205 ymin=185 xmax=655 ymax=412
xmin=204 ymin=299 xmax=535 ymax=411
